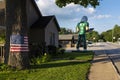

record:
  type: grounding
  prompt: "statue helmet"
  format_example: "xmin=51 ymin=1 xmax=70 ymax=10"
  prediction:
xmin=81 ymin=16 xmax=88 ymax=22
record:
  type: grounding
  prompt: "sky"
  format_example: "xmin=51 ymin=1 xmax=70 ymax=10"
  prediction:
xmin=36 ymin=0 xmax=120 ymax=34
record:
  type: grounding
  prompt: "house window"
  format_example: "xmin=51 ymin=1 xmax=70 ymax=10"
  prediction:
xmin=50 ymin=32 xmax=55 ymax=46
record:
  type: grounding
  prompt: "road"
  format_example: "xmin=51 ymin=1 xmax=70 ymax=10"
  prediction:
xmin=88 ymin=42 xmax=120 ymax=76
xmin=65 ymin=42 xmax=120 ymax=75
xmin=98 ymin=42 xmax=120 ymax=75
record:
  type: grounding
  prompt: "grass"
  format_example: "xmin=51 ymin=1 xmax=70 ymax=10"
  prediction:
xmin=0 ymin=51 xmax=94 ymax=80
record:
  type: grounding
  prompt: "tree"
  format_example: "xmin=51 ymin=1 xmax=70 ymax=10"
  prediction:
xmin=55 ymin=0 xmax=100 ymax=8
xmin=59 ymin=27 xmax=73 ymax=34
xmin=86 ymin=31 xmax=99 ymax=42
xmin=5 ymin=0 xmax=29 ymax=69
xmin=101 ymin=30 xmax=112 ymax=42
xmin=100 ymin=24 xmax=120 ymax=42
xmin=112 ymin=25 xmax=120 ymax=42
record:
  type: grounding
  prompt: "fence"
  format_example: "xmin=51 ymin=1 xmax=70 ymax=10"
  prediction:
xmin=0 ymin=44 xmax=4 ymax=63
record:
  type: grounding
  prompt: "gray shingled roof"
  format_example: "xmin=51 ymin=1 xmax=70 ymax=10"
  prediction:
xmin=0 ymin=0 xmax=60 ymax=31
xmin=59 ymin=34 xmax=73 ymax=40
xmin=59 ymin=34 xmax=78 ymax=41
xmin=31 ymin=16 xmax=60 ymax=31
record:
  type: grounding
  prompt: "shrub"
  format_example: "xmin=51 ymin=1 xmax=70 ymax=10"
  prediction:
xmin=30 ymin=57 xmax=41 ymax=65
xmin=47 ymin=45 xmax=57 ymax=56
xmin=0 ymin=63 xmax=11 ymax=71
xmin=41 ymin=53 xmax=51 ymax=63
xmin=58 ymin=48 xmax=65 ymax=54
xmin=30 ymin=53 xmax=51 ymax=65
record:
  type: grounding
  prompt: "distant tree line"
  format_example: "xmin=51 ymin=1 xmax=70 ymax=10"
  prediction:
xmin=101 ymin=24 xmax=120 ymax=42
xmin=86 ymin=31 xmax=99 ymax=42
xmin=59 ymin=27 xmax=74 ymax=34
xmin=59 ymin=25 xmax=120 ymax=42
xmin=59 ymin=27 xmax=100 ymax=42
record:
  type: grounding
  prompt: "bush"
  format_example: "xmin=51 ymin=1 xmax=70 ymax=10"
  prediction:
xmin=30 ymin=53 xmax=51 ymax=65
xmin=58 ymin=48 xmax=65 ymax=54
xmin=0 ymin=63 xmax=11 ymax=71
xmin=30 ymin=57 xmax=41 ymax=65
xmin=41 ymin=53 xmax=51 ymax=63
xmin=47 ymin=45 xmax=57 ymax=55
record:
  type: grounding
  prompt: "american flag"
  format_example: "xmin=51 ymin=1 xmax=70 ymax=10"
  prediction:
xmin=10 ymin=35 xmax=29 ymax=52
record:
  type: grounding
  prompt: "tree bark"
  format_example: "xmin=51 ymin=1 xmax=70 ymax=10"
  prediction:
xmin=5 ymin=0 xmax=29 ymax=69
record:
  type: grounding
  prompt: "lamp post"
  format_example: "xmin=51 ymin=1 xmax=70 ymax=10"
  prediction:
xmin=112 ymin=28 xmax=114 ymax=42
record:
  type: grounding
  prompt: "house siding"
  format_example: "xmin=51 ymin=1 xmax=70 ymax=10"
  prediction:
xmin=45 ymin=19 xmax=59 ymax=47
xmin=29 ymin=28 xmax=45 ymax=45
xmin=26 ymin=0 xmax=39 ymax=27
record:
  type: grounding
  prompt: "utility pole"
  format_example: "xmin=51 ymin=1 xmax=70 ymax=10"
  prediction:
xmin=112 ymin=28 xmax=114 ymax=42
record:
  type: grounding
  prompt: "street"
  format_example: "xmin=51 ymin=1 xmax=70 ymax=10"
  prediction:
xmin=97 ymin=42 xmax=120 ymax=75
xmin=66 ymin=42 xmax=120 ymax=75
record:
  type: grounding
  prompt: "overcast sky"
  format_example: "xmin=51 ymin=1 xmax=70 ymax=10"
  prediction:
xmin=36 ymin=0 xmax=120 ymax=34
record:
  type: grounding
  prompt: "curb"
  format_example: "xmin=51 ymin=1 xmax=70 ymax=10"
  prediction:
xmin=106 ymin=53 xmax=120 ymax=79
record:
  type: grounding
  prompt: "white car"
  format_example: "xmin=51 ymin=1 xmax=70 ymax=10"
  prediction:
xmin=87 ymin=41 xmax=93 ymax=47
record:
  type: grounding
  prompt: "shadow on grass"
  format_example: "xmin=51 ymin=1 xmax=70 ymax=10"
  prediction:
xmin=29 ymin=51 xmax=93 ymax=69
xmin=30 ymin=60 xmax=90 ymax=69
xmin=53 ymin=51 xmax=94 ymax=60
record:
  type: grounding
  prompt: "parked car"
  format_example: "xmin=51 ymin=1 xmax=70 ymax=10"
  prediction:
xmin=87 ymin=41 xmax=93 ymax=47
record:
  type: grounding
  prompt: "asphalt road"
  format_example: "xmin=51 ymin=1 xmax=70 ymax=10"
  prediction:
xmin=92 ymin=42 xmax=120 ymax=75
xmin=65 ymin=42 xmax=120 ymax=75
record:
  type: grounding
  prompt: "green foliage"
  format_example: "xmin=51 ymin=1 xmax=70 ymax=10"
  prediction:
xmin=41 ymin=53 xmax=51 ymax=63
xmin=101 ymin=30 xmax=112 ymax=42
xmin=112 ymin=25 xmax=120 ymax=41
xmin=86 ymin=30 xmax=100 ymax=42
xmin=100 ymin=24 xmax=120 ymax=42
xmin=0 ymin=63 xmax=11 ymax=71
xmin=58 ymin=48 xmax=65 ymax=54
xmin=59 ymin=27 xmax=73 ymax=34
xmin=30 ymin=57 xmax=41 ymax=65
xmin=47 ymin=45 xmax=57 ymax=55
xmin=30 ymin=53 xmax=51 ymax=65
xmin=55 ymin=0 xmax=100 ymax=8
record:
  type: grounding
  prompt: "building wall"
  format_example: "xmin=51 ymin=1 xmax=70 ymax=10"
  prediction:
xmin=29 ymin=28 xmax=45 ymax=45
xmin=45 ymin=19 xmax=59 ymax=47
xmin=26 ymin=0 xmax=40 ymax=27
xmin=0 ymin=9 xmax=5 ymax=26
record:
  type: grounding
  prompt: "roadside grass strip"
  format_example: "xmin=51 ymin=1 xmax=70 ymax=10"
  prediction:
xmin=0 ymin=51 xmax=94 ymax=80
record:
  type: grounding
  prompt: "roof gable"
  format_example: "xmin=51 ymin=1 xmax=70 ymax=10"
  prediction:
xmin=31 ymin=16 xmax=60 ymax=31
xmin=30 ymin=0 xmax=42 ymax=17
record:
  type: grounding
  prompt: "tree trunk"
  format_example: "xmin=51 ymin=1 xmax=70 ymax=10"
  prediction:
xmin=5 ymin=0 xmax=29 ymax=69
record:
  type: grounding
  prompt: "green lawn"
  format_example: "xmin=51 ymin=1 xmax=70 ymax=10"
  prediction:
xmin=0 ymin=51 xmax=94 ymax=80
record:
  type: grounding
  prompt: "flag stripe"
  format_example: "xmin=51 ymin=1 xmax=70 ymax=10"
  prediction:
xmin=10 ymin=44 xmax=28 ymax=46
xmin=10 ymin=36 xmax=29 ymax=52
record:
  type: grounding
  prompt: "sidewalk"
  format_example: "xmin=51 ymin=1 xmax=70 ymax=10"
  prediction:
xmin=88 ymin=50 xmax=120 ymax=80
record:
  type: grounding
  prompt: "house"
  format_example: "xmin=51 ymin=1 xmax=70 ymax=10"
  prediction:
xmin=0 ymin=0 xmax=60 ymax=47
xmin=27 ymin=0 xmax=60 ymax=49
xmin=0 ymin=0 xmax=60 ymax=60
xmin=59 ymin=34 xmax=78 ymax=47
xmin=29 ymin=16 xmax=60 ymax=47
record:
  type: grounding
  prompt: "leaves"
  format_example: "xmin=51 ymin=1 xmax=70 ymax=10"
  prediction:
xmin=101 ymin=25 xmax=120 ymax=42
xmin=86 ymin=31 xmax=99 ymax=42
xmin=55 ymin=0 xmax=100 ymax=8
